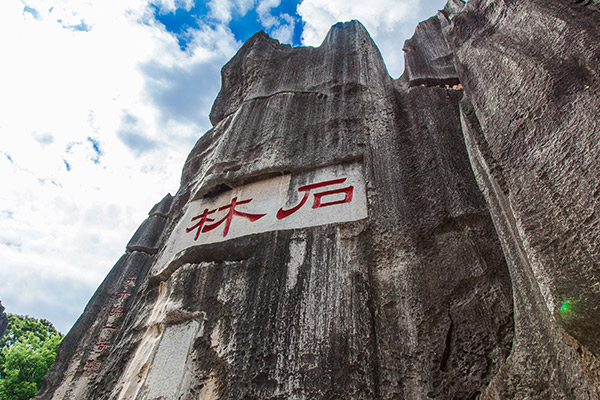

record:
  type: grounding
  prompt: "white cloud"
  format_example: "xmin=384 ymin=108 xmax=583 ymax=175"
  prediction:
xmin=208 ymin=0 xmax=235 ymax=23
xmin=257 ymin=0 xmax=280 ymax=28
xmin=297 ymin=0 xmax=447 ymax=77
xmin=0 ymin=0 xmax=450 ymax=334
xmin=208 ymin=0 xmax=257 ymax=24
xmin=255 ymin=0 xmax=297 ymax=45
xmin=152 ymin=0 xmax=196 ymax=14
xmin=0 ymin=0 xmax=240 ymax=333
xmin=298 ymin=0 xmax=415 ymax=44
xmin=270 ymin=13 xmax=295 ymax=44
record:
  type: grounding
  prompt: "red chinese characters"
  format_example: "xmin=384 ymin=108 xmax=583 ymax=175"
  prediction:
xmin=186 ymin=208 xmax=216 ymax=240
xmin=122 ymin=277 xmax=136 ymax=288
xmin=94 ymin=339 xmax=111 ymax=354
xmin=102 ymin=325 xmax=118 ymax=331
xmin=109 ymin=305 xmax=124 ymax=317
xmin=83 ymin=276 xmax=136 ymax=375
xmin=277 ymin=178 xmax=353 ymax=219
xmin=187 ymin=197 xmax=266 ymax=239
xmin=185 ymin=177 xmax=355 ymax=241
xmin=83 ymin=359 xmax=101 ymax=374
xmin=115 ymin=292 xmax=131 ymax=304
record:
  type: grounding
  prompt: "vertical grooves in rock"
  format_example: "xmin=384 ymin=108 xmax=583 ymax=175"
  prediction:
xmin=449 ymin=0 xmax=600 ymax=396
xmin=440 ymin=315 xmax=453 ymax=372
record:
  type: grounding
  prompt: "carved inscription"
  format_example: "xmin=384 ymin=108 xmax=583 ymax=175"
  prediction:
xmin=277 ymin=177 xmax=354 ymax=219
xmin=83 ymin=277 xmax=136 ymax=375
xmin=185 ymin=177 xmax=356 ymax=241
xmin=153 ymin=162 xmax=367 ymax=274
xmin=186 ymin=197 xmax=267 ymax=239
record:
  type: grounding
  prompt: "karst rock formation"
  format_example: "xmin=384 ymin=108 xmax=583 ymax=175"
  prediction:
xmin=36 ymin=0 xmax=600 ymax=398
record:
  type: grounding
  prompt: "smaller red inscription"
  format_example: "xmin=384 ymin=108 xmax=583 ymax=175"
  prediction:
xmin=122 ymin=277 xmax=136 ymax=288
xmin=109 ymin=305 xmax=124 ymax=317
xmin=84 ymin=359 xmax=101 ymax=374
xmin=94 ymin=339 xmax=111 ymax=354
xmin=115 ymin=291 xmax=131 ymax=304
xmin=102 ymin=325 xmax=119 ymax=331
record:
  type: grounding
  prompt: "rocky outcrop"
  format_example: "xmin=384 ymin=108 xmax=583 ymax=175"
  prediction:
xmin=445 ymin=0 xmax=600 ymax=397
xmin=402 ymin=0 xmax=463 ymax=87
xmin=126 ymin=194 xmax=173 ymax=255
xmin=0 ymin=300 xmax=7 ymax=340
xmin=36 ymin=0 xmax=600 ymax=398
xmin=35 ymin=197 xmax=171 ymax=399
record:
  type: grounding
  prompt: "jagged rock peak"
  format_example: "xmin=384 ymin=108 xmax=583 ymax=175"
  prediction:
xmin=400 ymin=0 xmax=468 ymax=87
xmin=149 ymin=193 xmax=173 ymax=217
xmin=442 ymin=0 xmax=466 ymax=15
xmin=321 ymin=19 xmax=373 ymax=46
xmin=237 ymin=29 xmax=292 ymax=53
xmin=209 ymin=19 xmax=389 ymax=126
xmin=126 ymin=194 xmax=172 ymax=255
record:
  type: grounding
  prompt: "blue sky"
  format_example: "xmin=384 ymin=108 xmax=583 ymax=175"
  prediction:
xmin=0 ymin=0 xmax=447 ymax=333
xmin=154 ymin=0 xmax=304 ymax=48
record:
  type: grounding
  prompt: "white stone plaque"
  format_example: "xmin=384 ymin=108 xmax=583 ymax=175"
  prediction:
xmin=156 ymin=162 xmax=367 ymax=271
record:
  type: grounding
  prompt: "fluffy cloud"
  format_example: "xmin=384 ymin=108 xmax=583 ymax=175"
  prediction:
xmin=207 ymin=0 xmax=257 ymax=24
xmin=270 ymin=13 xmax=295 ymax=44
xmin=152 ymin=0 xmax=196 ymax=13
xmin=0 ymin=0 xmax=239 ymax=333
xmin=298 ymin=0 xmax=413 ymax=43
xmin=207 ymin=0 xmax=297 ymax=44
xmin=257 ymin=0 xmax=280 ymax=28
xmin=297 ymin=0 xmax=446 ymax=77
xmin=0 ymin=0 xmax=448 ymax=334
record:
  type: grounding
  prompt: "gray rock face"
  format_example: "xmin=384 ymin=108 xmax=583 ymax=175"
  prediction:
xmin=148 ymin=193 xmax=173 ymax=217
xmin=0 ymin=300 xmax=7 ymax=340
xmin=402 ymin=10 xmax=459 ymax=87
xmin=126 ymin=195 xmax=172 ymax=254
xmin=445 ymin=0 xmax=600 ymax=397
xmin=36 ymin=1 xmax=600 ymax=398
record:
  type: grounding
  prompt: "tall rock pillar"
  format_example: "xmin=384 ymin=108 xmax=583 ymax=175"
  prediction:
xmin=36 ymin=20 xmax=514 ymax=400
xmin=442 ymin=0 xmax=600 ymax=397
xmin=35 ymin=1 xmax=600 ymax=398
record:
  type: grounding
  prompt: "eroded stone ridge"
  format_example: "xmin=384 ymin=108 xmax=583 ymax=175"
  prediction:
xmin=126 ymin=194 xmax=172 ymax=255
xmin=36 ymin=1 xmax=600 ymax=398
xmin=446 ymin=0 xmax=600 ymax=397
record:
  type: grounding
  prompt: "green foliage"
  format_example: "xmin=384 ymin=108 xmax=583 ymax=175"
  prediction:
xmin=0 ymin=315 xmax=60 ymax=349
xmin=0 ymin=314 xmax=63 ymax=400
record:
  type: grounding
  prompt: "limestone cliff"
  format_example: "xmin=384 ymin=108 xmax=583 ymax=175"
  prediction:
xmin=447 ymin=0 xmax=600 ymax=397
xmin=36 ymin=0 xmax=600 ymax=398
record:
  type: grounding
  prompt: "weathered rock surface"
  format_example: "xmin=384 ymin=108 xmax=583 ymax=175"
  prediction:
xmin=126 ymin=194 xmax=172 ymax=255
xmin=445 ymin=0 xmax=600 ymax=397
xmin=0 ymin=300 xmax=7 ymax=339
xmin=36 ymin=0 xmax=600 ymax=398
xmin=402 ymin=1 xmax=463 ymax=87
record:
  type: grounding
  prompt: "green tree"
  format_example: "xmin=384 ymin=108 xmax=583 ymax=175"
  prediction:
xmin=0 ymin=314 xmax=63 ymax=400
